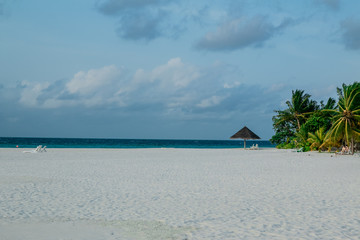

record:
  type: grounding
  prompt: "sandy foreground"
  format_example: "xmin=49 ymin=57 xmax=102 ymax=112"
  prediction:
xmin=0 ymin=148 xmax=359 ymax=240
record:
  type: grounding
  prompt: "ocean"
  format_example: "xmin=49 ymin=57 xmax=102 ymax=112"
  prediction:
xmin=0 ymin=137 xmax=275 ymax=149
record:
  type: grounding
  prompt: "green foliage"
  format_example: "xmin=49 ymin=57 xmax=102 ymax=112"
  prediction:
xmin=271 ymin=83 xmax=360 ymax=152
xmin=271 ymin=89 xmax=317 ymax=148
xmin=275 ymin=140 xmax=311 ymax=151
xmin=274 ymin=90 xmax=318 ymax=131
xmin=324 ymin=82 xmax=360 ymax=154
xmin=270 ymin=119 xmax=295 ymax=144
xmin=320 ymin=97 xmax=336 ymax=110
xmin=276 ymin=142 xmax=296 ymax=149
xmin=307 ymin=127 xmax=328 ymax=151
xmin=294 ymin=127 xmax=308 ymax=146
xmin=302 ymin=111 xmax=332 ymax=133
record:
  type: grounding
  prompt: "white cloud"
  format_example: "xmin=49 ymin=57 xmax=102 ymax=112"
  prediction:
xmin=151 ymin=58 xmax=200 ymax=88
xmin=197 ymin=95 xmax=226 ymax=108
xmin=132 ymin=58 xmax=200 ymax=89
xmin=19 ymin=65 xmax=124 ymax=109
xmin=224 ymin=81 xmax=241 ymax=89
xmin=16 ymin=59 xmax=280 ymax=121
xmin=18 ymin=60 xmax=201 ymax=110
xmin=66 ymin=65 xmax=122 ymax=95
xmin=19 ymin=81 xmax=50 ymax=107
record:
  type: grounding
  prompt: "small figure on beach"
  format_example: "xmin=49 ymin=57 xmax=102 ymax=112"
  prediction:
xmin=339 ymin=145 xmax=350 ymax=155
xmin=345 ymin=146 xmax=349 ymax=154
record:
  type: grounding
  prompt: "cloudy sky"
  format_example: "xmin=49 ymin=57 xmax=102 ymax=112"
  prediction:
xmin=1 ymin=0 xmax=360 ymax=140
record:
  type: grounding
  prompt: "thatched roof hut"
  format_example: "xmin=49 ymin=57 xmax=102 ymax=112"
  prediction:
xmin=230 ymin=126 xmax=260 ymax=149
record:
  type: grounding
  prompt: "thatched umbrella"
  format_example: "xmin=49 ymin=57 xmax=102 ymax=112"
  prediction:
xmin=230 ymin=126 xmax=261 ymax=149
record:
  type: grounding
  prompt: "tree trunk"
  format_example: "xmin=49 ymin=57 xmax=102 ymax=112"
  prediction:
xmin=296 ymin=118 xmax=301 ymax=131
xmin=351 ymin=137 xmax=354 ymax=155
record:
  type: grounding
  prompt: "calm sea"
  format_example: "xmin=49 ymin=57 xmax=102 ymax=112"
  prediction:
xmin=0 ymin=137 xmax=275 ymax=149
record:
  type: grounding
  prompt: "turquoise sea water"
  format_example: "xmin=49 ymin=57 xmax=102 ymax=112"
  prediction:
xmin=0 ymin=137 xmax=275 ymax=149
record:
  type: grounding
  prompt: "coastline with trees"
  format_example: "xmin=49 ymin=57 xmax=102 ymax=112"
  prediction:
xmin=270 ymin=82 xmax=360 ymax=154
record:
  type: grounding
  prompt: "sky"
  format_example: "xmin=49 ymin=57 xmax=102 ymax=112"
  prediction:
xmin=1 ymin=0 xmax=360 ymax=140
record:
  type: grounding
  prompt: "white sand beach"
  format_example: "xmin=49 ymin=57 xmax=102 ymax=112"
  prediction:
xmin=0 ymin=148 xmax=359 ymax=239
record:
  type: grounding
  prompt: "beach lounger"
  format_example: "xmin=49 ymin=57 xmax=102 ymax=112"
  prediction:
xmin=23 ymin=145 xmax=42 ymax=153
xmin=40 ymin=146 xmax=47 ymax=152
xmin=249 ymin=144 xmax=259 ymax=150
xmin=296 ymin=147 xmax=303 ymax=152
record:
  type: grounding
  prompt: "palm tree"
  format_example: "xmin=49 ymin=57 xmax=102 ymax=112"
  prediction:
xmin=320 ymin=97 xmax=336 ymax=110
xmin=307 ymin=128 xmax=327 ymax=151
xmin=295 ymin=127 xmax=309 ymax=147
xmin=325 ymin=82 xmax=360 ymax=154
xmin=274 ymin=89 xmax=318 ymax=131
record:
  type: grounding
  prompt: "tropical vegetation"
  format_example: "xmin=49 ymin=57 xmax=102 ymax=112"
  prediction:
xmin=270 ymin=82 xmax=360 ymax=154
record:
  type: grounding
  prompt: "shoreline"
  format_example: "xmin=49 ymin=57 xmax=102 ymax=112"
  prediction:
xmin=0 ymin=137 xmax=276 ymax=149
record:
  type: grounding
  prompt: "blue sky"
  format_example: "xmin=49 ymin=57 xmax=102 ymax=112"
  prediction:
xmin=1 ymin=0 xmax=360 ymax=140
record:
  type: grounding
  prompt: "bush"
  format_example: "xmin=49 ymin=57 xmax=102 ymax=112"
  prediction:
xmin=276 ymin=142 xmax=296 ymax=149
xmin=304 ymin=146 xmax=311 ymax=152
xmin=275 ymin=141 xmax=311 ymax=151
